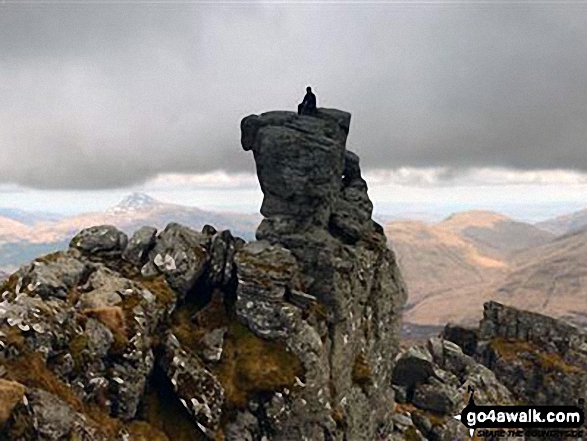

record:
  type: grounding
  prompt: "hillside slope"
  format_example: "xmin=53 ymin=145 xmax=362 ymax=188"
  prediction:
xmin=535 ymin=208 xmax=587 ymax=235
xmin=0 ymin=216 xmax=30 ymax=240
xmin=493 ymin=227 xmax=587 ymax=325
xmin=438 ymin=210 xmax=554 ymax=259
xmin=385 ymin=220 xmax=507 ymax=308
xmin=386 ymin=211 xmax=559 ymax=327
xmin=15 ymin=193 xmax=259 ymax=243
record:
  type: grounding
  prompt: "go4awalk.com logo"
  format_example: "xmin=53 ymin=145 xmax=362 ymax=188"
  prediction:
xmin=453 ymin=387 xmax=585 ymax=439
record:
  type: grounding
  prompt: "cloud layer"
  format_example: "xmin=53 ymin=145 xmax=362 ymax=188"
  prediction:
xmin=2 ymin=1 xmax=587 ymax=189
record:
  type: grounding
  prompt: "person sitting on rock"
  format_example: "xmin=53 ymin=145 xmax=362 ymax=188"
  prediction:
xmin=297 ymin=86 xmax=317 ymax=116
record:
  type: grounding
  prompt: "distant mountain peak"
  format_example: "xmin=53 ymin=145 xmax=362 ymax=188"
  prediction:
xmin=110 ymin=193 xmax=159 ymax=212
xmin=440 ymin=210 xmax=510 ymax=228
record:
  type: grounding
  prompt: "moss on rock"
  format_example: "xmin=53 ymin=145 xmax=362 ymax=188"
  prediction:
xmin=137 ymin=368 xmax=206 ymax=441
xmin=214 ymin=321 xmax=304 ymax=409
xmin=490 ymin=337 xmax=582 ymax=374
xmin=351 ymin=352 xmax=372 ymax=388
xmin=1 ymin=353 xmax=122 ymax=438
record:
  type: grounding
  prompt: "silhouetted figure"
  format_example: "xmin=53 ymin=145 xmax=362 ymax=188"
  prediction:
xmin=298 ymin=86 xmax=317 ymax=116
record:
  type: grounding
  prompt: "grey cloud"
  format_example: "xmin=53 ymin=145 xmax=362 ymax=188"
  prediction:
xmin=1 ymin=2 xmax=587 ymax=189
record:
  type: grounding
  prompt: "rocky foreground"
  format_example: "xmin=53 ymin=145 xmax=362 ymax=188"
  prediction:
xmin=392 ymin=301 xmax=587 ymax=440
xmin=0 ymin=108 xmax=408 ymax=440
xmin=0 ymin=109 xmax=585 ymax=440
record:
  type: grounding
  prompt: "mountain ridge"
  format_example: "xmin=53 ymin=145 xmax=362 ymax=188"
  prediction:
xmin=0 ymin=194 xmax=260 ymax=272
xmin=388 ymin=210 xmax=585 ymax=328
xmin=535 ymin=207 xmax=587 ymax=235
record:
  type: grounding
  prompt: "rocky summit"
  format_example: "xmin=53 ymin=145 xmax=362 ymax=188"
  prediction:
xmin=0 ymin=108 xmax=407 ymax=440
xmin=239 ymin=108 xmax=407 ymax=439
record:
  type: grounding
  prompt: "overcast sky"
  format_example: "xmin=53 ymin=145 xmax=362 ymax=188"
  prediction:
xmin=2 ymin=0 xmax=587 ymax=190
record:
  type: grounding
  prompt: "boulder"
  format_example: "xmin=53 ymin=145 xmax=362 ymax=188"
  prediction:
xmin=391 ymin=336 xmax=517 ymax=440
xmin=142 ymin=223 xmax=210 ymax=297
xmin=412 ymin=378 xmax=462 ymax=414
xmin=77 ymin=265 xmax=132 ymax=309
xmin=442 ymin=323 xmax=478 ymax=356
xmin=122 ymin=226 xmax=157 ymax=267
xmin=9 ymin=389 xmax=109 ymax=441
xmin=392 ymin=345 xmax=436 ymax=389
xmin=70 ymin=225 xmax=128 ymax=259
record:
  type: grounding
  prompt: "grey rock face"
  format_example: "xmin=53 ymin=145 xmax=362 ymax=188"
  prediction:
xmin=70 ymin=225 xmax=128 ymax=259
xmin=10 ymin=389 xmax=109 ymax=441
xmin=234 ymin=241 xmax=301 ymax=340
xmin=474 ymin=301 xmax=587 ymax=407
xmin=142 ymin=222 xmax=210 ymax=296
xmin=241 ymin=108 xmax=407 ymax=440
xmin=391 ymin=336 xmax=516 ymax=440
xmin=329 ymin=151 xmax=374 ymax=243
xmin=26 ymin=389 xmax=79 ymax=439
xmin=16 ymin=254 xmax=89 ymax=301
xmin=160 ymin=333 xmax=225 ymax=437
xmin=223 ymin=410 xmax=258 ymax=441
xmin=479 ymin=301 xmax=587 ymax=356
xmin=208 ymin=229 xmax=243 ymax=289
xmin=76 ymin=264 xmax=130 ymax=308
xmin=242 ymin=109 xmax=350 ymax=229
xmin=442 ymin=323 xmax=478 ymax=356
xmin=200 ymin=327 xmax=226 ymax=364
xmin=122 ymin=226 xmax=157 ymax=267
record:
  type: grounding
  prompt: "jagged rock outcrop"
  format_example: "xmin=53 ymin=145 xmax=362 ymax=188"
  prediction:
xmin=159 ymin=333 xmax=225 ymax=437
xmin=390 ymin=336 xmax=516 ymax=440
xmin=70 ymin=225 xmax=128 ymax=259
xmin=0 ymin=108 xmax=407 ymax=440
xmin=472 ymin=301 xmax=587 ymax=406
xmin=0 ymin=223 xmax=228 ymax=440
xmin=240 ymin=108 xmax=407 ymax=440
xmin=395 ymin=301 xmax=587 ymax=440
xmin=140 ymin=222 xmax=210 ymax=296
xmin=122 ymin=226 xmax=157 ymax=267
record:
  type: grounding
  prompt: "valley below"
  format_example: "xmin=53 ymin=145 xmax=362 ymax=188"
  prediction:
xmin=388 ymin=208 xmax=587 ymax=335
